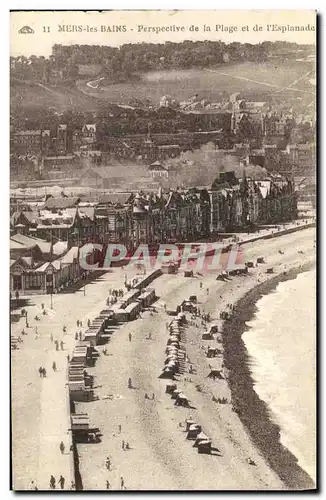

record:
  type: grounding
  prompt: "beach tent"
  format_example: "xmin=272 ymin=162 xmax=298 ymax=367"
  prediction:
xmin=197 ymin=440 xmax=212 ymax=454
xmin=158 ymin=367 xmax=175 ymax=380
xmin=193 ymin=432 xmax=210 ymax=447
xmin=171 ymin=389 xmax=182 ymax=400
xmin=186 ymin=424 xmax=202 ymax=439
xmin=165 ymin=383 xmax=177 ymax=394
xmin=174 ymin=393 xmax=190 ymax=407
xmin=207 ymin=369 xmax=224 ymax=380
xmin=185 ymin=417 xmax=195 ymax=430
xmin=202 ymin=332 xmax=214 ymax=340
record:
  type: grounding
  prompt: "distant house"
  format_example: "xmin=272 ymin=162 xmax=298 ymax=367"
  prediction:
xmin=148 ymin=161 xmax=169 ymax=179
xmin=82 ymin=124 xmax=97 ymax=143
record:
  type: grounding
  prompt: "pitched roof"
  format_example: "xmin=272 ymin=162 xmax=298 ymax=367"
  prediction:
xmin=77 ymin=207 xmax=94 ymax=220
xmin=82 ymin=124 xmax=96 ymax=132
xmin=43 ymin=197 xmax=80 ymax=210
xmin=98 ymin=193 xmax=132 ymax=205
xmin=10 ymin=239 xmax=30 ymax=250
xmin=11 ymin=234 xmax=52 ymax=254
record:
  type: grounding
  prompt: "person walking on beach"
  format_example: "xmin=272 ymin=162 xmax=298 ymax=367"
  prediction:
xmin=122 ymin=440 xmax=125 ymax=450
xmin=120 ymin=476 xmax=125 ymax=490
xmin=39 ymin=366 xmax=43 ymax=378
xmin=128 ymin=377 xmax=132 ymax=389
xmin=58 ymin=475 xmax=65 ymax=490
xmin=105 ymin=457 xmax=111 ymax=470
xmin=70 ymin=481 xmax=75 ymax=490
xmin=77 ymin=319 xmax=80 ymax=328
xmin=75 ymin=331 xmax=78 ymax=340
xmin=52 ymin=361 xmax=57 ymax=372
xmin=50 ymin=333 xmax=53 ymax=343
xmin=30 ymin=480 xmax=38 ymax=490
xmin=55 ymin=340 xmax=59 ymax=351
xmin=60 ymin=441 xmax=65 ymax=454
xmin=106 ymin=480 xmax=111 ymax=490
xmin=60 ymin=340 xmax=64 ymax=351
xmin=87 ymin=319 xmax=91 ymax=328
xmin=129 ymin=332 xmax=132 ymax=342
xmin=118 ymin=424 xmax=122 ymax=434
xmin=42 ymin=368 xmax=47 ymax=378
xmin=50 ymin=475 xmax=56 ymax=489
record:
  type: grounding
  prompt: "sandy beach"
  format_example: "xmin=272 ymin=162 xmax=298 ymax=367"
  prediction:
xmin=74 ymin=226 xmax=316 ymax=491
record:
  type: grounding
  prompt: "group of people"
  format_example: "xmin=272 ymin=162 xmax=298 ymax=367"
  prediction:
xmin=121 ymin=440 xmax=131 ymax=450
xmin=109 ymin=288 xmax=124 ymax=298
xmin=38 ymin=367 xmax=47 ymax=378
xmin=105 ymin=455 xmax=126 ymax=490
xmin=75 ymin=331 xmax=83 ymax=341
xmin=49 ymin=475 xmax=72 ymax=490
xmin=106 ymin=477 xmax=125 ymax=490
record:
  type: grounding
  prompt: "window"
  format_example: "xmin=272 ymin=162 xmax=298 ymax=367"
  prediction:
xmin=26 ymin=274 xmax=41 ymax=289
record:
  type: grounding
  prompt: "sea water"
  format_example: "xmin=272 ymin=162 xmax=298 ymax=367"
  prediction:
xmin=243 ymin=270 xmax=316 ymax=484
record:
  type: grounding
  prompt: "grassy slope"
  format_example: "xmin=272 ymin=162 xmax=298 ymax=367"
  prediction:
xmin=10 ymin=59 xmax=315 ymax=112
xmin=80 ymin=59 xmax=315 ymax=104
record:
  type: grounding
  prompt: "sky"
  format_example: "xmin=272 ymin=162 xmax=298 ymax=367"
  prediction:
xmin=10 ymin=10 xmax=316 ymax=57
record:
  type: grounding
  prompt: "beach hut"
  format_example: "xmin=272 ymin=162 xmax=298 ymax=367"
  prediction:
xmin=185 ymin=417 xmax=196 ymax=431
xmin=181 ymin=300 xmax=196 ymax=313
xmin=112 ymin=308 xmax=130 ymax=322
xmin=176 ymin=313 xmax=186 ymax=324
xmin=120 ymin=289 xmax=141 ymax=309
xmin=206 ymin=347 xmax=219 ymax=358
xmin=193 ymin=432 xmax=210 ymax=448
xmin=165 ymin=383 xmax=177 ymax=394
xmin=71 ymin=346 xmax=87 ymax=364
xmin=171 ymin=389 xmax=182 ymax=400
xmin=125 ymin=301 xmax=142 ymax=320
xmin=167 ymin=337 xmax=179 ymax=346
xmin=197 ymin=439 xmax=212 ymax=454
xmin=138 ymin=288 xmax=156 ymax=308
xmin=158 ymin=367 xmax=175 ymax=379
xmin=186 ymin=424 xmax=202 ymax=439
xmin=174 ymin=393 xmax=190 ymax=407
